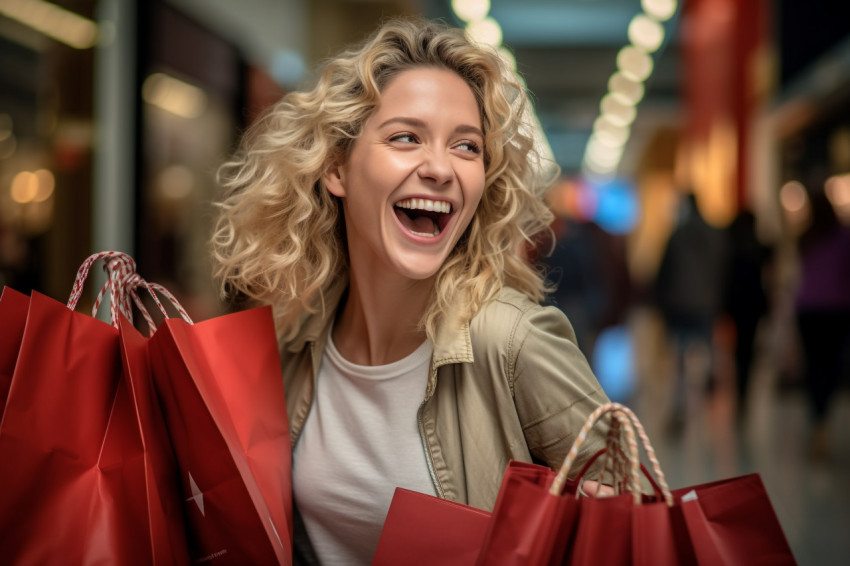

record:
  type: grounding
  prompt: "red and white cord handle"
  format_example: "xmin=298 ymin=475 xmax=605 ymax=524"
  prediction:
xmin=67 ymin=251 xmax=193 ymax=332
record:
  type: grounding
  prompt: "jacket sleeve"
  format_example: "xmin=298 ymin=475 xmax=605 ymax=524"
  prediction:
xmin=509 ymin=303 xmax=610 ymax=478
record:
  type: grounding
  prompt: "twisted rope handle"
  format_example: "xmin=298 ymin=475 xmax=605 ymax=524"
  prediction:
xmin=551 ymin=406 xmax=642 ymax=504
xmin=550 ymin=402 xmax=673 ymax=506
xmin=603 ymin=403 xmax=673 ymax=506
xmin=143 ymin=281 xmax=193 ymax=325
xmin=68 ymin=251 xmax=132 ymax=312
xmin=601 ymin=417 xmax=631 ymax=496
xmin=588 ymin=417 xmax=622 ymax=492
xmin=67 ymin=251 xmax=193 ymax=333
xmin=109 ymin=266 xmax=194 ymax=332
xmin=68 ymin=251 xmax=138 ymax=326
xmin=97 ymin=256 xmax=142 ymax=326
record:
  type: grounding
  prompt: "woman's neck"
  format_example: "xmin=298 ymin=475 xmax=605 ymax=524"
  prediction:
xmin=332 ymin=269 xmax=432 ymax=366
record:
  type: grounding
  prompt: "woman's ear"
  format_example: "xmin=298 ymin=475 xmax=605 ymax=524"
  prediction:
xmin=323 ymin=163 xmax=346 ymax=198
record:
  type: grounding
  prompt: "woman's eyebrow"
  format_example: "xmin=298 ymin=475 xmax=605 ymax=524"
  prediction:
xmin=378 ymin=116 xmax=483 ymax=138
xmin=455 ymin=124 xmax=484 ymax=138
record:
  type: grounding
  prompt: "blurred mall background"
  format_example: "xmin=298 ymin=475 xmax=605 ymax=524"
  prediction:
xmin=0 ymin=0 xmax=848 ymax=563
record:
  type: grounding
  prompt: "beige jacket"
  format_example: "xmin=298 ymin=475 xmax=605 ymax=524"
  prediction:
xmin=281 ymin=284 xmax=609 ymax=511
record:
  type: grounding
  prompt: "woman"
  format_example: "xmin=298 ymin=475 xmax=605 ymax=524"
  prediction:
xmin=211 ymin=17 xmax=608 ymax=564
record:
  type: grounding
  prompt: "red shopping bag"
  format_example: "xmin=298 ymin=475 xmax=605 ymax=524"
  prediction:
xmin=474 ymin=460 xmax=576 ymax=566
xmin=475 ymin=408 xmax=668 ymax=566
xmin=476 ymin=402 xmax=797 ymax=566
xmin=676 ymin=473 xmax=796 ymax=565
xmin=0 ymin=252 xmax=191 ymax=565
xmin=118 ymin=315 xmax=192 ymax=564
xmin=0 ymin=286 xmax=29 ymax=417
xmin=372 ymin=487 xmax=491 ymax=565
xmin=561 ymin=406 xmax=795 ymax=566
xmin=147 ymin=306 xmax=293 ymax=566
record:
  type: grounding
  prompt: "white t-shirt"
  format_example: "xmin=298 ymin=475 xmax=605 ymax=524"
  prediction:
xmin=292 ymin=334 xmax=437 ymax=565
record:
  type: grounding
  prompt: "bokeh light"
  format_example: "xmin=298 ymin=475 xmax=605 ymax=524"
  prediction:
xmin=641 ymin=0 xmax=678 ymax=22
xmin=628 ymin=13 xmax=666 ymax=53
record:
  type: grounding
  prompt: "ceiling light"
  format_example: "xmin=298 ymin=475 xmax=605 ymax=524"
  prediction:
xmin=11 ymin=171 xmax=38 ymax=204
xmin=465 ymin=16 xmax=502 ymax=47
xmin=142 ymin=73 xmax=207 ymax=119
xmin=608 ymin=72 xmax=645 ymax=105
xmin=641 ymin=0 xmax=678 ymax=22
xmin=587 ymin=140 xmax=624 ymax=166
xmin=594 ymin=115 xmax=631 ymax=141
xmin=33 ymin=169 xmax=55 ymax=202
xmin=10 ymin=169 xmax=55 ymax=204
xmin=616 ymin=46 xmax=654 ymax=82
xmin=628 ymin=13 xmax=665 ymax=53
xmin=592 ymin=128 xmax=630 ymax=149
xmin=0 ymin=0 xmax=98 ymax=49
xmin=600 ymin=94 xmax=637 ymax=126
xmin=451 ymin=0 xmax=490 ymax=23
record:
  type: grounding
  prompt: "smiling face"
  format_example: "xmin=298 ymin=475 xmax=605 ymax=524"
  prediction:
xmin=324 ymin=67 xmax=486 ymax=282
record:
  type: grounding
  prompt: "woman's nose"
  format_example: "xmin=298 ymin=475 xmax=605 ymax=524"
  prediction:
xmin=416 ymin=151 xmax=455 ymax=186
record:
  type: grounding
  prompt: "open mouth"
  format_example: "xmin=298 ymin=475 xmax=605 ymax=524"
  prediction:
xmin=393 ymin=198 xmax=453 ymax=238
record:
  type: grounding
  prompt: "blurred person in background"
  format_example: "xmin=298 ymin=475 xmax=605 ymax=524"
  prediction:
xmin=723 ymin=210 xmax=774 ymax=423
xmin=653 ymin=191 xmax=730 ymax=434
xmin=210 ymin=18 xmax=609 ymax=565
xmin=794 ymin=180 xmax=850 ymax=459
xmin=543 ymin=215 xmax=608 ymax=356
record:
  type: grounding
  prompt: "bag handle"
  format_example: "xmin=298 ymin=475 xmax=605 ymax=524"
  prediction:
xmin=594 ymin=406 xmax=664 ymax=500
xmin=604 ymin=403 xmax=673 ymax=506
xmin=551 ymin=408 xmax=642 ymax=504
xmin=116 ymin=271 xmax=194 ymax=333
xmin=575 ymin=447 xmax=670 ymax=503
xmin=68 ymin=251 xmax=140 ymax=325
xmin=601 ymin=415 xmax=636 ymax=496
xmin=550 ymin=402 xmax=674 ymax=507
xmin=67 ymin=251 xmax=193 ymax=334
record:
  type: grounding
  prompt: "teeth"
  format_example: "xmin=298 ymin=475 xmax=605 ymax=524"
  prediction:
xmin=410 ymin=226 xmax=441 ymax=237
xmin=395 ymin=198 xmax=451 ymax=214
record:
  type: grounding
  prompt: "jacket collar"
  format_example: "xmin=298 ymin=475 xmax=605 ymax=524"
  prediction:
xmin=432 ymin=316 xmax=474 ymax=366
xmin=283 ymin=277 xmax=347 ymax=354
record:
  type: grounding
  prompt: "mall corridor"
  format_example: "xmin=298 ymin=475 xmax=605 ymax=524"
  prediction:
xmin=627 ymin=309 xmax=850 ymax=566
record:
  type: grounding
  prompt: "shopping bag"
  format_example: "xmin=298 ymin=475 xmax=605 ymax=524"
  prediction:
xmin=676 ymin=473 xmax=796 ymax=565
xmin=147 ymin=305 xmax=293 ymax=566
xmin=476 ymin=402 xmax=797 ymax=566
xmin=118 ymin=315 xmax=192 ymax=564
xmin=372 ymin=487 xmax=491 ymax=565
xmin=562 ymin=405 xmax=795 ymax=566
xmin=0 ymin=286 xmax=29 ymax=418
xmin=475 ymin=405 xmax=659 ymax=566
xmin=473 ymin=460 xmax=575 ymax=566
xmin=0 ymin=251 xmax=190 ymax=565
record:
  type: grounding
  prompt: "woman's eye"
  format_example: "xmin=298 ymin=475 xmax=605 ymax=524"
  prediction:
xmin=455 ymin=141 xmax=482 ymax=154
xmin=389 ymin=133 xmax=417 ymax=144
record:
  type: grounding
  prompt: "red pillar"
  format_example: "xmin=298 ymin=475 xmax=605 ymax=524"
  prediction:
xmin=680 ymin=0 xmax=771 ymax=214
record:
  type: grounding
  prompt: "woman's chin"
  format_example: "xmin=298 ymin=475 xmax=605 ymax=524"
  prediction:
xmin=390 ymin=254 xmax=446 ymax=282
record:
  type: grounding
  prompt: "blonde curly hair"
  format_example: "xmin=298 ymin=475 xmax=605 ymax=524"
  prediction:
xmin=211 ymin=17 xmax=556 ymax=344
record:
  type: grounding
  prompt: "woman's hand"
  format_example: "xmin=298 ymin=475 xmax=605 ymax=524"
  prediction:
xmin=580 ymin=479 xmax=615 ymax=497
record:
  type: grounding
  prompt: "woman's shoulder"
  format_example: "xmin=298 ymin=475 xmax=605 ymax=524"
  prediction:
xmin=474 ymin=286 xmax=566 ymax=320
xmin=468 ymin=286 xmax=573 ymax=347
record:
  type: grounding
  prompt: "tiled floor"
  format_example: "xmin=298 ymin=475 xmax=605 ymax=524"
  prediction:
xmin=626 ymin=311 xmax=850 ymax=566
